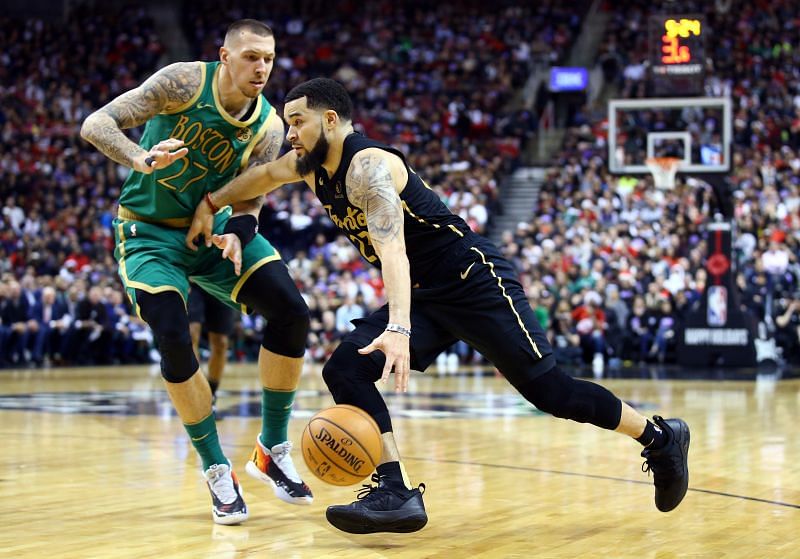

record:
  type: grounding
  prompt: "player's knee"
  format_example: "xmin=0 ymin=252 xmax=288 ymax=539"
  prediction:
xmin=278 ymin=294 xmax=311 ymax=334
xmin=208 ymin=332 xmax=229 ymax=353
xmin=137 ymin=290 xmax=199 ymax=383
xmin=154 ymin=318 xmax=198 ymax=383
xmin=520 ymin=366 xmax=621 ymax=430
xmin=260 ymin=293 xmax=309 ymax=357
xmin=323 ymin=342 xmax=384 ymax=387
xmin=322 ymin=343 xmax=393 ymax=432
xmin=262 ymin=306 xmax=309 ymax=358
xmin=159 ymin=339 xmax=199 ymax=383
xmin=321 ymin=343 xmax=373 ymax=397
xmin=520 ymin=367 xmax=570 ymax=417
xmin=239 ymin=268 xmax=310 ymax=357
xmin=321 ymin=344 xmax=353 ymax=390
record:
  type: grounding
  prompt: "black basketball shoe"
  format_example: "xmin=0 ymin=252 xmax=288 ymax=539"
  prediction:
xmin=641 ymin=415 xmax=690 ymax=512
xmin=326 ymin=474 xmax=428 ymax=534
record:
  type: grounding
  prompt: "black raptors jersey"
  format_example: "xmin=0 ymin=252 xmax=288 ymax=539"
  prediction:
xmin=314 ymin=133 xmax=474 ymax=284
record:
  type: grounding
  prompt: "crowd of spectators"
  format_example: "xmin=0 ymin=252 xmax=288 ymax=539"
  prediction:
xmin=507 ymin=0 xmax=800 ymax=372
xmin=184 ymin=0 xmax=585 ymax=247
xmin=4 ymin=1 xmax=799 ymax=372
xmin=0 ymin=6 xmax=164 ymax=367
xmin=1 ymin=1 xmax=586 ymax=368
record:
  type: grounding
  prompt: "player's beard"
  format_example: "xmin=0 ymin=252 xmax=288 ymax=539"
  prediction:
xmin=295 ymin=124 xmax=329 ymax=176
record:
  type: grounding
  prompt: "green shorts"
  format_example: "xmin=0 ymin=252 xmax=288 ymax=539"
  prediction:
xmin=113 ymin=208 xmax=281 ymax=316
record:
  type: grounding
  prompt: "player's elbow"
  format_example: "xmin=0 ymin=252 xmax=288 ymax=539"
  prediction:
xmin=80 ymin=112 xmax=101 ymax=143
xmin=79 ymin=116 xmax=93 ymax=142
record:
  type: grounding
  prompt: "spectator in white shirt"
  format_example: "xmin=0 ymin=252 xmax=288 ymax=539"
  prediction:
xmin=2 ymin=197 xmax=25 ymax=234
xmin=762 ymin=240 xmax=789 ymax=276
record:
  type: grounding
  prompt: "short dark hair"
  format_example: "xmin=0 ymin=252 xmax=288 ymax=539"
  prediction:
xmin=285 ymin=78 xmax=353 ymax=122
xmin=225 ymin=19 xmax=273 ymax=43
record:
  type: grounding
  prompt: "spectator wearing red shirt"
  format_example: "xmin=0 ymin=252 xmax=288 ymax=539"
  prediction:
xmin=572 ymin=291 xmax=607 ymax=375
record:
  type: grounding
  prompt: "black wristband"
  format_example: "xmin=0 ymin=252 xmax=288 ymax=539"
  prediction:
xmin=223 ymin=214 xmax=259 ymax=246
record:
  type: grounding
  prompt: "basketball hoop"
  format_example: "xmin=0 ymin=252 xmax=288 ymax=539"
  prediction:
xmin=645 ymin=157 xmax=681 ymax=190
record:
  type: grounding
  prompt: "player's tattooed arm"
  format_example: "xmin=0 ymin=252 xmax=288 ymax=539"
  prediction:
xmin=346 ymin=150 xmax=412 ymax=392
xmin=80 ymin=62 xmax=202 ymax=171
xmin=233 ymin=115 xmax=287 ymax=216
xmin=346 ymin=150 xmax=410 ymax=314
xmin=346 ymin=152 xmax=404 ymax=246
xmin=247 ymin=114 xmax=286 ymax=168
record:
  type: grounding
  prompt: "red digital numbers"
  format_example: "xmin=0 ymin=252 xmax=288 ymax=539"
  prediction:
xmin=661 ymin=18 xmax=701 ymax=65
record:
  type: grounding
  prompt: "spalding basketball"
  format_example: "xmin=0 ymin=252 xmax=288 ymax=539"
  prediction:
xmin=301 ymin=404 xmax=382 ymax=486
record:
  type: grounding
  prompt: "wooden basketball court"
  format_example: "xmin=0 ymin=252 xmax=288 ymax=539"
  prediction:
xmin=1 ymin=364 xmax=798 ymax=558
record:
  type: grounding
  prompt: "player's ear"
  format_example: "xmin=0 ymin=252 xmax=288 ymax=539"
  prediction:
xmin=324 ymin=109 xmax=338 ymax=130
xmin=219 ymin=46 xmax=229 ymax=65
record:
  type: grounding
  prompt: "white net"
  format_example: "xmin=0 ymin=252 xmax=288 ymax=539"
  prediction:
xmin=645 ymin=157 xmax=681 ymax=190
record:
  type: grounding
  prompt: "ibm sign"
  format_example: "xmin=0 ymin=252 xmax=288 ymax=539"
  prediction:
xmin=549 ymin=67 xmax=588 ymax=92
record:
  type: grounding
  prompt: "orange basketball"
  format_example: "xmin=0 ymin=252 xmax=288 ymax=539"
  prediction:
xmin=301 ymin=404 xmax=382 ymax=486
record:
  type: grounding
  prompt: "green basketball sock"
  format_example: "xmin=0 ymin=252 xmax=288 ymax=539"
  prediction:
xmin=260 ymin=388 xmax=296 ymax=449
xmin=184 ymin=412 xmax=227 ymax=471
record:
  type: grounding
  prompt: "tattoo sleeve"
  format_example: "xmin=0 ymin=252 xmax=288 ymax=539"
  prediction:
xmin=233 ymin=118 xmax=286 ymax=216
xmin=247 ymin=117 xmax=285 ymax=168
xmin=347 ymin=152 xmax=410 ymax=328
xmin=80 ymin=62 xmax=202 ymax=167
xmin=346 ymin=154 xmax=404 ymax=246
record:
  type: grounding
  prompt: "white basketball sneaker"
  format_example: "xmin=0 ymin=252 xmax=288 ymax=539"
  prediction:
xmin=245 ymin=438 xmax=313 ymax=505
xmin=204 ymin=463 xmax=248 ymax=525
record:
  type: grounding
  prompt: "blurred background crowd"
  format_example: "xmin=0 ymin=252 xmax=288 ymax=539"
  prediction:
xmin=2 ymin=0 xmax=799 ymax=371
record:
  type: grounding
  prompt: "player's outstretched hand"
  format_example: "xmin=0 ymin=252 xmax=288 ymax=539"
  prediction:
xmin=211 ymin=233 xmax=243 ymax=276
xmin=134 ymin=138 xmax=188 ymax=174
xmin=185 ymin=198 xmax=216 ymax=251
xmin=359 ymin=331 xmax=411 ymax=392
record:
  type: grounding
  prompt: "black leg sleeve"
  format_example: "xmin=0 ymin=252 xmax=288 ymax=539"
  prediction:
xmin=322 ymin=342 xmax=393 ymax=433
xmin=517 ymin=366 xmax=623 ymax=430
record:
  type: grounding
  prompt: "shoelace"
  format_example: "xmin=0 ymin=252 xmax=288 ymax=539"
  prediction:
xmin=355 ymin=474 xmax=383 ymax=501
xmin=269 ymin=441 xmax=303 ymax=483
xmin=641 ymin=450 xmax=680 ymax=487
xmin=207 ymin=465 xmax=238 ymax=504
xmin=354 ymin=474 xmax=426 ymax=502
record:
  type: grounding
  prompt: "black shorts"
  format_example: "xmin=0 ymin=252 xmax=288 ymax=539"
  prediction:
xmin=343 ymin=237 xmax=555 ymax=387
xmin=187 ymin=284 xmax=235 ymax=336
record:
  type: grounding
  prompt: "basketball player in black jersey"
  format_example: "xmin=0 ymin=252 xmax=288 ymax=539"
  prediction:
xmin=188 ymin=78 xmax=691 ymax=534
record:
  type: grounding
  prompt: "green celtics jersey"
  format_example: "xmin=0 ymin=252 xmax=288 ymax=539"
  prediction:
xmin=118 ymin=61 xmax=277 ymax=223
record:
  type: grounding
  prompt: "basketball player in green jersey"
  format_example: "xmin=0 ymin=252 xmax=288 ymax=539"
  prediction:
xmin=80 ymin=19 xmax=313 ymax=525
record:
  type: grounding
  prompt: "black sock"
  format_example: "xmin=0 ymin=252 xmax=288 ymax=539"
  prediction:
xmin=208 ymin=379 xmax=219 ymax=396
xmin=376 ymin=461 xmax=406 ymax=489
xmin=636 ymin=420 xmax=667 ymax=449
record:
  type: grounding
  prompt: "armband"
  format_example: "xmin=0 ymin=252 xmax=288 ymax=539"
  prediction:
xmin=223 ymin=214 xmax=259 ymax=246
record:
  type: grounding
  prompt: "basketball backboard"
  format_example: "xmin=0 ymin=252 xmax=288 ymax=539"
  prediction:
xmin=608 ymin=97 xmax=731 ymax=174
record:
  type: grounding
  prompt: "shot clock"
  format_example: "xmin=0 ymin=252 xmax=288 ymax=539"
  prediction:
xmin=649 ymin=14 xmax=706 ymax=96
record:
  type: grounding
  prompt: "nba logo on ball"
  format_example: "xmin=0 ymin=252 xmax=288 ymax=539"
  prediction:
xmin=301 ymin=404 xmax=382 ymax=486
